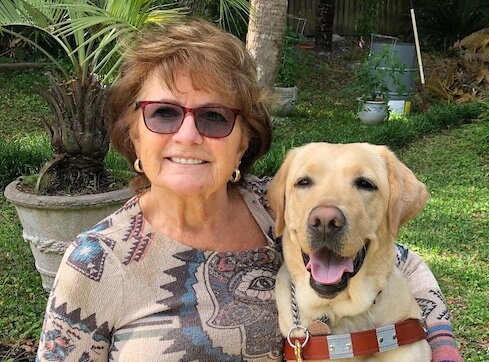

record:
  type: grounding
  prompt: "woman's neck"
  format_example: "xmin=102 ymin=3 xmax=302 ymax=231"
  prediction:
xmin=139 ymin=186 xmax=264 ymax=251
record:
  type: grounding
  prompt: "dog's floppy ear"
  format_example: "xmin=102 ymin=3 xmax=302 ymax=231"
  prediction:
xmin=381 ymin=146 xmax=430 ymax=239
xmin=267 ymin=148 xmax=298 ymax=236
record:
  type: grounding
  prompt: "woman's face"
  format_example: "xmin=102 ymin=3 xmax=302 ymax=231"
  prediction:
xmin=132 ymin=70 xmax=249 ymax=196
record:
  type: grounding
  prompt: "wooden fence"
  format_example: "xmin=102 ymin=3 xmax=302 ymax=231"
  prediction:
xmin=287 ymin=0 xmax=412 ymax=37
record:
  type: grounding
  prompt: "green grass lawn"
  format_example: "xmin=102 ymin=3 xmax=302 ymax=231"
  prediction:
xmin=0 ymin=53 xmax=488 ymax=360
xmin=396 ymin=122 xmax=489 ymax=360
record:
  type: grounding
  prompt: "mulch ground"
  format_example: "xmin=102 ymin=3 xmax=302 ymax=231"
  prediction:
xmin=0 ymin=339 xmax=37 ymax=361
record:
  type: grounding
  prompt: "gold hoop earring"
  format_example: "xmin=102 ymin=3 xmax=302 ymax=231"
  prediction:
xmin=134 ymin=159 xmax=144 ymax=173
xmin=230 ymin=168 xmax=241 ymax=183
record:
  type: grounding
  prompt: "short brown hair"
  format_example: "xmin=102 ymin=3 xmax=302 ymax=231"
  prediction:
xmin=105 ymin=19 xmax=272 ymax=193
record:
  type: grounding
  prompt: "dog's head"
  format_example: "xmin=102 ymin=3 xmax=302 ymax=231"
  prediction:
xmin=268 ymin=142 xmax=429 ymax=299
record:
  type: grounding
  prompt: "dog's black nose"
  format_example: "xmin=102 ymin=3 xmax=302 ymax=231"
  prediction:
xmin=308 ymin=206 xmax=345 ymax=236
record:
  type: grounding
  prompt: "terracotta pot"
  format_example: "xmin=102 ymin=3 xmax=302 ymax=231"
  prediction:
xmin=298 ymin=43 xmax=315 ymax=50
xmin=4 ymin=179 xmax=131 ymax=291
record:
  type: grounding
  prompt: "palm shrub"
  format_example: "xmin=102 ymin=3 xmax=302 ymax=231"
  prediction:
xmin=0 ymin=0 xmax=185 ymax=194
xmin=415 ymin=0 xmax=489 ymax=50
xmin=178 ymin=0 xmax=251 ymax=38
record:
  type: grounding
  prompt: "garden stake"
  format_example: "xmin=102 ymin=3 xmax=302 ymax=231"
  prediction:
xmin=410 ymin=0 xmax=430 ymax=111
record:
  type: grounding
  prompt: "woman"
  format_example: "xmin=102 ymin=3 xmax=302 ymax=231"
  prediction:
xmin=36 ymin=19 xmax=461 ymax=361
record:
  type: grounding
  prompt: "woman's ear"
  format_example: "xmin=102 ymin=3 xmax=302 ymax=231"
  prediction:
xmin=238 ymin=129 xmax=250 ymax=159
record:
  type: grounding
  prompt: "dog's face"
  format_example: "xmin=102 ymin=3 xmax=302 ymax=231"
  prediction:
xmin=268 ymin=143 xmax=429 ymax=300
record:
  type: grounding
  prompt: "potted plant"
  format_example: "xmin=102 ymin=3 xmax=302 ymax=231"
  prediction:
xmin=271 ymin=27 xmax=311 ymax=117
xmin=349 ymin=44 xmax=408 ymax=124
xmin=0 ymin=0 xmax=185 ymax=291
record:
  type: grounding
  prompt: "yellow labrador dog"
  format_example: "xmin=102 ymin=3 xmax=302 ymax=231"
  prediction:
xmin=268 ymin=143 xmax=431 ymax=361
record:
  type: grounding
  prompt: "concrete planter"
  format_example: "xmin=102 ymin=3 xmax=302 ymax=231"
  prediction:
xmin=4 ymin=179 xmax=131 ymax=291
xmin=271 ymin=86 xmax=298 ymax=117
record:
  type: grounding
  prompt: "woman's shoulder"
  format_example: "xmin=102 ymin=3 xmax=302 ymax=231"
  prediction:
xmin=72 ymin=196 xmax=148 ymax=257
xmin=242 ymin=175 xmax=273 ymax=209
xmin=82 ymin=196 xmax=140 ymax=234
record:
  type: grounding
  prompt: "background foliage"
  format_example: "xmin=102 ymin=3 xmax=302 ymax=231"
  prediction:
xmin=415 ymin=0 xmax=489 ymax=50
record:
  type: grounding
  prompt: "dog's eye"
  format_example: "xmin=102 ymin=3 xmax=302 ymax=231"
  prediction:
xmin=355 ymin=177 xmax=378 ymax=191
xmin=295 ymin=177 xmax=313 ymax=187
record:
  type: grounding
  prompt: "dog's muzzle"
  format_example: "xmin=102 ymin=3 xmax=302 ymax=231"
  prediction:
xmin=303 ymin=247 xmax=367 ymax=299
xmin=307 ymin=205 xmax=346 ymax=252
xmin=303 ymin=205 xmax=368 ymax=298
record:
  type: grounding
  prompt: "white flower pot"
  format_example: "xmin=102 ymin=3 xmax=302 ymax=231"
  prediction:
xmin=358 ymin=99 xmax=388 ymax=125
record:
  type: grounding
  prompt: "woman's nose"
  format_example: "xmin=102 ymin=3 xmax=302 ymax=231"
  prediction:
xmin=172 ymin=112 xmax=203 ymax=144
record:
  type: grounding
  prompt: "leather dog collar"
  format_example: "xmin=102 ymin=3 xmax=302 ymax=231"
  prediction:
xmin=283 ymin=318 xmax=426 ymax=360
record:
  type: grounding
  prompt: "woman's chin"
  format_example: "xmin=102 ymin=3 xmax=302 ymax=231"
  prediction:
xmin=156 ymin=178 xmax=214 ymax=196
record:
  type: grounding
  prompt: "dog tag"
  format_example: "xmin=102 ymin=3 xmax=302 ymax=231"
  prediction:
xmin=308 ymin=320 xmax=331 ymax=335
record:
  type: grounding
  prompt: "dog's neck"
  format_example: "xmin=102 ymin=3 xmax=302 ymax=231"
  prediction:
xmin=290 ymin=280 xmax=383 ymax=329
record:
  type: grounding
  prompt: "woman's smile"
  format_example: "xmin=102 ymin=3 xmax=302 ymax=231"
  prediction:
xmin=170 ymin=157 xmax=205 ymax=165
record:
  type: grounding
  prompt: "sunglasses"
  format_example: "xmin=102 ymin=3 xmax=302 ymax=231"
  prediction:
xmin=135 ymin=101 xmax=242 ymax=138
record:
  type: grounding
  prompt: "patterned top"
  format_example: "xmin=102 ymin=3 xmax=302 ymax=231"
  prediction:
xmin=36 ymin=176 xmax=462 ymax=361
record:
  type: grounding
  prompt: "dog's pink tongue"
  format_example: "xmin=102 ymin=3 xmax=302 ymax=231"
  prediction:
xmin=306 ymin=249 xmax=354 ymax=285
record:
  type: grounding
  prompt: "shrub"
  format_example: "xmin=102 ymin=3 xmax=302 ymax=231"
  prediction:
xmin=415 ymin=0 xmax=489 ymax=50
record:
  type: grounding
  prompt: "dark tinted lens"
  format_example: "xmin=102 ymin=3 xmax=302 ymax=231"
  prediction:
xmin=195 ymin=108 xmax=235 ymax=138
xmin=143 ymin=103 xmax=183 ymax=134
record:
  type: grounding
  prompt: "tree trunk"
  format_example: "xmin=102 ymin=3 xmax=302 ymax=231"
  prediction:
xmin=316 ymin=0 xmax=336 ymax=49
xmin=246 ymin=0 xmax=288 ymax=91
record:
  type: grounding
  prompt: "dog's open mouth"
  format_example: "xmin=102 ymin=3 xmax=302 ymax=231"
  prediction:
xmin=303 ymin=245 xmax=368 ymax=299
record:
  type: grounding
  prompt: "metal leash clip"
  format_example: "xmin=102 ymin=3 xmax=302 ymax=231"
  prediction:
xmin=287 ymin=324 xmax=309 ymax=362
